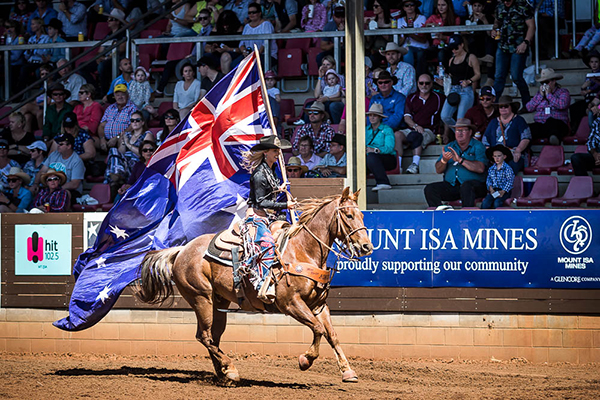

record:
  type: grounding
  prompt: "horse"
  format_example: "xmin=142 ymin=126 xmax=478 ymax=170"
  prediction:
xmin=135 ymin=187 xmax=373 ymax=383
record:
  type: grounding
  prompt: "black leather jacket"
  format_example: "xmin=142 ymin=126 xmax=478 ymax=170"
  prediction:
xmin=248 ymin=161 xmax=287 ymax=215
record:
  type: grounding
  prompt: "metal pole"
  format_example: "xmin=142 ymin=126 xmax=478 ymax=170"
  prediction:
xmin=42 ymin=80 xmax=47 ymax=125
xmin=334 ymin=37 xmax=340 ymax=73
xmin=3 ymin=51 xmax=9 ymax=100
xmin=535 ymin=12 xmax=540 ymax=73
xmin=65 ymin=47 xmax=70 ymax=61
xmin=112 ymin=45 xmax=118 ymax=82
xmin=554 ymin=0 xmax=559 ymax=59
xmin=572 ymin=0 xmax=576 ymax=47
xmin=131 ymin=42 xmax=137 ymax=69
xmin=126 ymin=29 xmax=130 ymax=59
xmin=264 ymin=39 xmax=270 ymax=71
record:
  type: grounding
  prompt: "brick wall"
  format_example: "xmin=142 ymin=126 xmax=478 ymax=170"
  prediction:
xmin=1 ymin=308 xmax=599 ymax=364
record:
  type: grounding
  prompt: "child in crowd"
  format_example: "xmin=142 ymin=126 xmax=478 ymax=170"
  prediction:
xmin=264 ymin=70 xmax=280 ymax=102
xmin=320 ymin=69 xmax=342 ymax=101
xmin=128 ymin=66 xmax=155 ymax=118
xmin=481 ymin=144 xmax=514 ymax=209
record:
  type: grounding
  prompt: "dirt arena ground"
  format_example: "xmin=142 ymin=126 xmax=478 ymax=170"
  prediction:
xmin=0 ymin=352 xmax=598 ymax=399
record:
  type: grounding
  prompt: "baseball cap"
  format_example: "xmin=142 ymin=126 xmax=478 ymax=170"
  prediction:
xmin=448 ymin=34 xmax=464 ymax=50
xmin=328 ymin=133 xmax=346 ymax=147
xmin=27 ymin=140 xmax=48 ymax=152
xmin=62 ymin=112 xmax=78 ymax=128
xmin=55 ymin=134 xmax=75 ymax=146
xmin=114 ymin=84 xmax=128 ymax=93
xmin=480 ymin=86 xmax=496 ymax=98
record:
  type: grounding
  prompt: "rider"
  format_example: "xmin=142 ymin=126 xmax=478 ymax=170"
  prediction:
xmin=243 ymin=135 xmax=297 ymax=303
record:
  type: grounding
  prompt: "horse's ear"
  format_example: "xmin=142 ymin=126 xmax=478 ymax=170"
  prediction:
xmin=341 ymin=186 xmax=350 ymax=201
xmin=353 ymin=188 xmax=361 ymax=200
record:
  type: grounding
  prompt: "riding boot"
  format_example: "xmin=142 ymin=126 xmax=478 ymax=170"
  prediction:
xmin=257 ymin=270 xmax=275 ymax=304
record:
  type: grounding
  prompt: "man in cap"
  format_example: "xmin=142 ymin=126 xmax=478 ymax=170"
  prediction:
xmin=464 ymin=86 xmax=498 ymax=139
xmin=43 ymin=84 xmax=74 ymax=141
xmin=424 ymin=118 xmax=487 ymax=207
xmin=293 ymin=102 xmax=335 ymax=156
xmin=369 ymin=71 xmax=406 ymax=132
xmin=318 ymin=5 xmax=345 ymax=66
xmin=286 ymin=156 xmax=308 ymax=179
xmin=399 ymin=73 xmax=444 ymax=174
xmin=382 ymin=41 xmax=416 ymax=97
xmin=57 ymin=59 xmax=87 ymax=103
xmin=24 ymin=140 xmax=48 ymax=190
xmin=98 ymin=84 xmax=137 ymax=152
xmin=58 ymin=0 xmax=87 ymax=41
xmin=35 ymin=133 xmax=85 ymax=199
xmin=315 ymin=133 xmax=346 ymax=177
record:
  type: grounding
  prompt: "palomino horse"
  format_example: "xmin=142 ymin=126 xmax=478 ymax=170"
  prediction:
xmin=136 ymin=187 xmax=373 ymax=383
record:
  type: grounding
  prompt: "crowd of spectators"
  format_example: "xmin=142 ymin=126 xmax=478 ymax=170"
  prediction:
xmin=0 ymin=0 xmax=596 ymax=212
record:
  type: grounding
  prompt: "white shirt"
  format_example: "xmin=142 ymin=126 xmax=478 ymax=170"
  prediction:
xmin=174 ymin=79 xmax=201 ymax=109
xmin=300 ymin=153 xmax=322 ymax=171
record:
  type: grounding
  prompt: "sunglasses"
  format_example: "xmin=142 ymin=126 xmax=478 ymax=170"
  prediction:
xmin=46 ymin=177 xmax=60 ymax=182
xmin=130 ymin=118 xmax=142 ymax=123
xmin=78 ymin=90 xmax=88 ymax=95
xmin=377 ymin=80 xmax=392 ymax=85
xmin=498 ymin=104 xmax=510 ymax=109
xmin=373 ymin=4 xmax=381 ymax=8
xmin=248 ymin=10 xmax=259 ymax=14
xmin=7 ymin=178 xmax=20 ymax=183
xmin=418 ymin=81 xmax=432 ymax=85
xmin=107 ymin=17 xmax=116 ymax=21
xmin=288 ymin=168 xmax=301 ymax=172
xmin=199 ymin=16 xmax=209 ymax=20
xmin=164 ymin=115 xmax=177 ymax=120
xmin=142 ymin=148 xmax=155 ymax=153
xmin=480 ymin=96 xmax=493 ymax=101
xmin=404 ymin=3 xmax=415 ymax=7
xmin=52 ymin=92 xmax=65 ymax=96
xmin=307 ymin=111 xmax=321 ymax=115
xmin=0 ymin=146 xmax=7 ymax=149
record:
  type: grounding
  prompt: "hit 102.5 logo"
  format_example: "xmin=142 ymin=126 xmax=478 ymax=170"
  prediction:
xmin=27 ymin=231 xmax=60 ymax=267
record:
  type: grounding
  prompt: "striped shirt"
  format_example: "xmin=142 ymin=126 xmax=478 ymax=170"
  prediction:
xmin=587 ymin=118 xmax=600 ymax=153
xmin=486 ymin=162 xmax=515 ymax=193
xmin=101 ymin=101 xmax=137 ymax=139
xmin=33 ymin=187 xmax=69 ymax=212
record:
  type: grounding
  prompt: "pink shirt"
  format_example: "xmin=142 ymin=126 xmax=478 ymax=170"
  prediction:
xmin=73 ymin=101 xmax=103 ymax=136
xmin=425 ymin=15 xmax=461 ymax=46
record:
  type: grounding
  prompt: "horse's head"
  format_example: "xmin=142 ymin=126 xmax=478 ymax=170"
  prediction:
xmin=335 ymin=187 xmax=373 ymax=258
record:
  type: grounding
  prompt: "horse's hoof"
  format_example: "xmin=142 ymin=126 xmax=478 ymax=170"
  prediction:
xmin=223 ymin=367 xmax=240 ymax=382
xmin=298 ymin=354 xmax=312 ymax=371
xmin=342 ymin=369 xmax=358 ymax=383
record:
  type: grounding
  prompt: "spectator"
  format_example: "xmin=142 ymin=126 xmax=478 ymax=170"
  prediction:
xmin=224 ymin=0 xmax=251 ymax=25
xmin=0 ymin=167 xmax=32 ymax=212
xmin=535 ymin=0 xmax=565 ymax=61
xmin=491 ymin=0 xmax=534 ymax=106
xmin=425 ymin=0 xmax=461 ymax=67
xmin=156 ymin=109 xmax=180 ymax=145
xmin=26 ymin=0 xmax=57 ymax=34
xmin=98 ymin=84 xmax=137 ymax=152
xmin=106 ymin=57 xmax=134 ymax=98
xmin=47 ymin=112 xmax=95 ymax=162
xmin=164 ymin=0 xmax=196 ymax=38
xmin=286 ymin=156 xmax=307 ymax=178
xmin=315 ymin=68 xmax=343 ymax=121
xmin=174 ymin=62 xmax=201 ymax=118
xmin=198 ymin=56 xmax=224 ymax=99
xmin=318 ymin=4 xmax=344 ymax=66
xmin=43 ymin=83 xmax=74 ymax=141
xmin=186 ymin=0 xmax=221 ymax=31
xmin=526 ymin=68 xmax=571 ymax=145
xmin=571 ymin=118 xmax=600 ymax=176
xmin=292 ymin=102 xmax=335 ymax=156
xmin=117 ymin=140 xmax=157 ymax=200
xmin=369 ymin=71 xmax=407 ymax=132
xmin=366 ymin=103 xmax=397 ymax=191
xmin=482 ymin=95 xmax=530 ymax=173
xmin=32 ymin=169 xmax=70 ymax=212
xmin=301 ymin=0 xmax=326 ymax=32
xmin=47 ymin=18 xmax=67 ymax=63
xmin=202 ymin=10 xmax=243 ymax=75
xmin=18 ymin=64 xmax=53 ymax=133
xmin=296 ymin=135 xmax=322 ymax=171
xmin=570 ymin=22 xmax=600 ymax=59
xmin=73 ymin=84 xmax=103 ymax=137
xmin=573 ymin=50 xmax=600 ymax=130
xmin=3 ymin=20 xmax=25 ymax=95
xmin=398 ymin=73 xmax=444 ymax=174
xmin=2 ymin=112 xmax=35 ymax=166
xmin=464 ymin=86 xmax=498 ymax=140
xmin=366 ymin=0 xmax=392 ymax=68
xmin=19 ymin=17 xmax=51 ymax=89
xmin=239 ymin=3 xmax=278 ymax=67
xmin=93 ymin=9 xmax=128 ymax=96
xmin=382 ymin=42 xmax=416 ymax=98
xmin=36 ymin=134 xmax=85 ymax=199
xmin=315 ymin=133 xmax=346 ymax=177
xmin=57 ymin=0 xmax=87 ymax=41
xmin=269 ymin=0 xmax=298 ymax=33
xmin=10 ymin=0 xmax=33 ymax=29
xmin=365 ymin=57 xmax=378 ymax=100
xmin=466 ymin=0 xmax=496 ymax=82
xmin=438 ymin=35 xmax=480 ymax=139
xmin=398 ymin=0 xmax=429 ymax=77
xmin=265 ymin=70 xmax=281 ymax=102
xmin=424 ymin=118 xmax=487 ymax=207
xmin=23 ymin=140 xmax=47 ymax=192
xmin=57 ymin=59 xmax=87 ymax=103
xmin=481 ymin=144 xmax=514 ymax=209
xmin=106 ymin=111 xmax=155 ymax=187
xmin=0 ymin=139 xmax=20 ymax=188
xmin=129 ymin=66 xmax=155 ymax=119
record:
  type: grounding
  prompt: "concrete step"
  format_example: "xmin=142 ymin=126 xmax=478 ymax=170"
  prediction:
xmin=543 ymin=58 xmax=588 ymax=70
xmin=377 ymin=186 xmax=427 ymax=204
xmin=368 ymin=173 xmax=442 ymax=186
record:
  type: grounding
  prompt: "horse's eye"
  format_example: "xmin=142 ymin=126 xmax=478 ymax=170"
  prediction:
xmin=346 ymin=214 xmax=354 ymax=219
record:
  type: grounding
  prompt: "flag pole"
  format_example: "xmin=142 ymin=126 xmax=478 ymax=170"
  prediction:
xmin=253 ymin=45 xmax=298 ymax=222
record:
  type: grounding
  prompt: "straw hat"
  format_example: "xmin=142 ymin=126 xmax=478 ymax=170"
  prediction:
xmin=250 ymin=135 xmax=292 ymax=151
xmin=305 ymin=101 xmax=326 ymax=113
xmin=367 ymin=103 xmax=387 ymax=118
xmin=7 ymin=167 xmax=30 ymax=186
xmin=286 ymin=156 xmax=308 ymax=173
xmin=40 ymin=169 xmax=67 ymax=186
xmin=450 ymin=118 xmax=476 ymax=131
xmin=379 ymin=42 xmax=408 ymax=56
xmin=493 ymin=95 xmax=521 ymax=111
xmin=536 ymin=68 xmax=563 ymax=83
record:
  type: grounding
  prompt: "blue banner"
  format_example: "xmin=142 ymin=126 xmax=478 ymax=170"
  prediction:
xmin=330 ymin=210 xmax=600 ymax=289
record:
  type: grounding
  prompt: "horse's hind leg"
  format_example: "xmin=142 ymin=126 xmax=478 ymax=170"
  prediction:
xmin=316 ymin=305 xmax=358 ymax=383
xmin=209 ymin=295 xmax=232 ymax=377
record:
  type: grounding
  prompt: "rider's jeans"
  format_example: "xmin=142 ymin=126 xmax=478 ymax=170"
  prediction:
xmin=244 ymin=215 xmax=276 ymax=290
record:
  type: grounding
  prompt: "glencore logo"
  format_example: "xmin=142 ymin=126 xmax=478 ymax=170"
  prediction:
xmin=27 ymin=231 xmax=44 ymax=263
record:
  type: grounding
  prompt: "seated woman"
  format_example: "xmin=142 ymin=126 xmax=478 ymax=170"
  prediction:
xmin=105 ymin=111 xmax=155 ymax=188
xmin=312 ymin=56 xmax=345 ymax=124
xmin=525 ymin=68 xmax=571 ymax=144
xmin=174 ymin=63 xmax=201 ymax=119
xmin=116 ymin=140 xmax=157 ymax=202
xmin=204 ymin=10 xmax=243 ymax=74
xmin=47 ymin=112 xmax=96 ymax=163
xmin=482 ymin=95 xmax=531 ymax=174
xmin=73 ymin=84 xmax=103 ymax=138
xmin=156 ymin=109 xmax=181 ymax=145
xmin=366 ymin=103 xmax=397 ymax=192
xmin=32 ymin=169 xmax=70 ymax=212
xmin=398 ymin=0 xmax=429 ymax=77
xmin=2 ymin=112 xmax=35 ymax=166
xmin=0 ymin=167 xmax=33 ymax=212
xmin=18 ymin=63 xmax=53 ymax=133
xmin=238 ymin=3 xmax=277 ymax=69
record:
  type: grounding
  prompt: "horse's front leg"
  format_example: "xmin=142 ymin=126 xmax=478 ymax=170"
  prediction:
xmin=316 ymin=305 xmax=358 ymax=383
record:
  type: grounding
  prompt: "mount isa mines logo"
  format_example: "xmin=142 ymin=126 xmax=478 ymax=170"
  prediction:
xmin=27 ymin=231 xmax=60 ymax=263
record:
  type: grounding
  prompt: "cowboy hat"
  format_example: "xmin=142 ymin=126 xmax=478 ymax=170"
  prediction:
xmin=47 ymin=83 xmax=71 ymax=99
xmin=286 ymin=156 xmax=308 ymax=173
xmin=366 ymin=103 xmax=387 ymax=118
xmin=328 ymin=133 xmax=346 ymax=147
xmin=450 ymin=118 xmax=476 ymax=131
xmin=41 ymin=168 xmax=67 ymax=186
xmin=493 ymin=95 xmax=521 ymax=111
xmin=250 ymin=135 xmax=292 ymax=151
xmin=7 ymin=167 xmax=30 ymax=186
xmin=536 ymin=68 xmax=563 ymax=83
xmin=107 ymin=8 xmax=126 ymax=24
xmin=374 ymin=70 xmax=398 ymax=85
xmin=305 ymin=101 xmax=326 ymax=113
xmin=379 ymin=42 xmax=408 ymax=56
xmin=486 ymin=144 xmax=513 ymax=163
xmin=402 ymin=0 xmax=422 ymax=7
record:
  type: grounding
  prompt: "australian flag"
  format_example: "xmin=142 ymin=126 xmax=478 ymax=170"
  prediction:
xmin=54 ymin=52 xmax=272 ymax=331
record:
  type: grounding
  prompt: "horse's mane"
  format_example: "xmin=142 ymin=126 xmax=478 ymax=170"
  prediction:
xmin=287 ymin=194 xmax=339 ymax=238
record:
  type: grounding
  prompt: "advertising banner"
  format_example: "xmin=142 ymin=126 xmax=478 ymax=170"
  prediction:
xmin=15 ymin=224 xmax=72 ymax=275
xmin=331 ymin=210 xmax=599 ymax=289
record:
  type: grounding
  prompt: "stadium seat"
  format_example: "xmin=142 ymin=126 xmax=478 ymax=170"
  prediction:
xmin=0 ymin=106 xmax=12 ymax=127
xmin=75 ymin=47 xmax=99 ymax=69
xmin=139 ymin=29 xmax=162 ymax=60
xmin=285 ymin=38 xmax=312 ymax=54
xmin=551 ymin=176 xmax=594 ymax=207
xmin=516 ymin=176 xmax=558 ymax=207
xmin=503 ymin=176 xmax=523 ymax=206
xmin=72 ymin=184 xmax=112 ymax=211
xmin=149 ymin=18 xmax=169 ymax=32
xmin=149 ymin=102 xmax=173 ymax=127
xmin=563 ymin=116 xmax=591 ymax=145
xmin=278 ymin=48 xmax=309 ymax=92
xmin=586 ymin=194 xmax=600 ymax=207
xmin=150 ymin=42 xmax=194 ymax=74
xmin=149 ymin=127 xmax=162 ymax=137
xmin=307 ymin=47 xmax=321 ymax=76
xmin=557 ymin=146 xmax=588 ymax=175
xmin=279 ymin=98 xmax=296 ymax=124
xmin=523 ymin=145 xmax=564 ymax=175
xmin=447 ymin=198 xmax=484 ymax=208
xmin=93 ymin=22 xmax=111 ymax=40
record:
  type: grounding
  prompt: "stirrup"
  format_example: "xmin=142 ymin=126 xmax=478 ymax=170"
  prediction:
xmin=257 ymin=278 xmax=276 ymax=304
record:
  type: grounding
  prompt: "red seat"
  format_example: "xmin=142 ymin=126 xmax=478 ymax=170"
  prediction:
xmin=150 ymin=42 xmax=194 ymax=74
xmin=586 ymin=194 xmax=600 ymax=207
xmin=75 ymin=47 xmax=99 ymax=69
xmin=138 ymin=53 xmax=151 ymax=70
xmin=149 ymin=127 xmax=162 ymax=137
xmin=308 ymin=47 xmax=321 ymax=76
xmin=278 ymin=49 xmax=304 ymax=77
xmin=447 ymin=198 xmax=484 ymax=208
xmin=523 ymin=145 xmax=564 ymax=175
xmin=563 ymin=116 xmax=591 ymax=145
xmin=503 ymin=175 xmax=523 ymax=206
xmin=279 ymin=98 xmax=295 ymax=123
xmin=149 ymin=19 xmax=169 ymax=32
xmin=72 ymin=183 xmax=112 ymax=211
xmin=0 ymin=106 xmax=12 ymax=127
xmin=139 ymin=29 xmax=161 ymax=60
xmin=557 ymin=146 xmax=588 ymax=175
xmin=516 ymin=176 xmax=558 ymax=207
xmin=285 ymin=38 xmax=311 ymax=54
xmin=93 ymin=22 xmax=111 ymax=40
xmin=551 ymin=176 xmax=594 ymax=207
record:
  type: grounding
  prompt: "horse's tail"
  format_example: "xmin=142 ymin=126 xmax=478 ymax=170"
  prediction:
xmin=135 ymin=246 xmax=183 ymax=304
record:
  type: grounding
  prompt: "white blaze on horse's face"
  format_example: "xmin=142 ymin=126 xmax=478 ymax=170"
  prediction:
xmin=338 ymin=187 xmax=373 ymax=257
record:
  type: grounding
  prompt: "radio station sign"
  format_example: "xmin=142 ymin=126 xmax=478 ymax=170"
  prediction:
xmin=15 ymin=224 xmax=72 ymax=275
xmin=330 ymin=210 xmax=599 ymax=289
